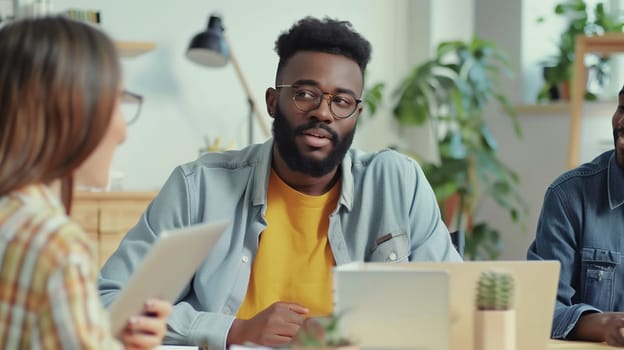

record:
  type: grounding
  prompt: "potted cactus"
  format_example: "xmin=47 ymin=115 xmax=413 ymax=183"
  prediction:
xmin=474 ymin=270 xmax=516 ymax=350
xmin=292 ymin=314 xmax=357 ymax=350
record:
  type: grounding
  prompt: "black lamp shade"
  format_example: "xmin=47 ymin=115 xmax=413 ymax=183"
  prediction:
xmin=187 ymin=15 xmax=230 ymax=67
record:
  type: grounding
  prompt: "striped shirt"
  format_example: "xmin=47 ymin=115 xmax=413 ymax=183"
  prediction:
xmin=0 ymin=184 xmax=122 ymax=349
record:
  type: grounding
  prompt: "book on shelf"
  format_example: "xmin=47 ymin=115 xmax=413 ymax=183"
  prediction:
xmin=63 ymin=9 xmax=100 ymax=24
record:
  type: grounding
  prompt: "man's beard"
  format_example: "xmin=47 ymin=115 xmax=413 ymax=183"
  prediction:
xmin=614 ymin=128 xmax=624 ymax=148
xmin=272 ymin=103 xmax=355 ymax=178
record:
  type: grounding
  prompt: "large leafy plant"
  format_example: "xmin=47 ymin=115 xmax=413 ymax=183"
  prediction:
xmin=392 ymin=37 xmax=528 ymax=260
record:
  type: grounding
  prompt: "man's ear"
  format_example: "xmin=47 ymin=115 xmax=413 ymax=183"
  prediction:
xmin=265 ymin=88 xmax=277 ymax=119
xmin=355 ymin=105 xmax=364 ymax=119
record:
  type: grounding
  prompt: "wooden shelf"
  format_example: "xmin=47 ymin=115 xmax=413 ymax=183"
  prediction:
xmin=514 ymin=100 xmax=616 ymax=115
xmin=570 ymin=34 xmax=624 ymax=168
xmin=114 ymin=41 xmax=156 ymax=58
xmin=74 ymin=191 xmax=157 ymax=201
xmin=514 ymin=103 xmax=570 ymax=115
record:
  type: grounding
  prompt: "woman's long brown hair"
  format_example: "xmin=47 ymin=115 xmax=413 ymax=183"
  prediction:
xmin=0 ymin=17 xmax=121 ymax=213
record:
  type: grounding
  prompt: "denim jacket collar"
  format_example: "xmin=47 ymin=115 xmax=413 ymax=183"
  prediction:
xmin=250 ymin=138 xmax=354 ymax=212
xmin=608 ymin=152 xmax=624 ymax=209
xmin=250 ymin=140 xmax=273 ymax=207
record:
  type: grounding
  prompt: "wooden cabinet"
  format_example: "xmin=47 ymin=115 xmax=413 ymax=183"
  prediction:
xmin=71 ymin=191 xmax=157 ymax=268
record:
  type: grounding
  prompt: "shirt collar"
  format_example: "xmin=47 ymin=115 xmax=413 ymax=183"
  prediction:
xmin=339 ymin=151 xmax=354 ymax=211
xmin=251 ymin=139 xmax=274 ymax=206
xmin=608 ymin=152 xmax=624 ymax=209
xmin=252 ymin=139 xmax=354 ymax=211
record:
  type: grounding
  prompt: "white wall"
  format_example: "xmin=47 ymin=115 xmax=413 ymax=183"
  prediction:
xmin=39 ymin=0 xmax=615 ymax=260
xmin=431 ymin=0 xmax=475 ymax=49
xmin=49 ymin=0 xmax=414 ymax=190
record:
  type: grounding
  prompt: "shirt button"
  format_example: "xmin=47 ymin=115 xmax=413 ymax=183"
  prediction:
xmin=241 ymin=255 xmax=249 ymax=263
xmin=388 ymin=252 xmax=397 ymax=261
xmin=224 ymin=307 xmax=232 ymax=315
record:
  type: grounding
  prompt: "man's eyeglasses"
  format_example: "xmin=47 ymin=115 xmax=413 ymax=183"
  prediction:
xmin=275 ymin=84 xmax=361 ymax=120
xmin=121 ymin=90 xmax=143 ymax=125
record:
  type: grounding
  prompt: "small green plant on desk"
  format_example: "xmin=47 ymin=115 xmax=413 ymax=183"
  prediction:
xmin=292 ymin=314 xmax=358 ymax=350
xmin=474 ymin=270 xmax=516 ymax=350
xmin=476 ymin=270 xmax=515 ymax=310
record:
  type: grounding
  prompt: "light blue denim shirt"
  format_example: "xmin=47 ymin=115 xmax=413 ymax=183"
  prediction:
xmin=98 ymin=139 xmax=461 ymax=349
xmin=527 ymin=150 xmax=624 ymax=339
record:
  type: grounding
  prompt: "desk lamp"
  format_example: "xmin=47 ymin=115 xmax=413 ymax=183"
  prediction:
xmin=186 ymin=14 xmax=269 ymax=145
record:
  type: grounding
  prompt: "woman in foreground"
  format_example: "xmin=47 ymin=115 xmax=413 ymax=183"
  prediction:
xmin=0 ymin=17 xmax=171 ymax=349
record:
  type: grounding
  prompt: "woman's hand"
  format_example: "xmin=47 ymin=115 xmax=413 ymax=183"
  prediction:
xmin=120 ymin=298 xmax=173 ymax=350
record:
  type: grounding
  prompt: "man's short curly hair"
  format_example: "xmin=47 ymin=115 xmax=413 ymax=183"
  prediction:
xmin=274 ymin=17 xmax=371 ymax=81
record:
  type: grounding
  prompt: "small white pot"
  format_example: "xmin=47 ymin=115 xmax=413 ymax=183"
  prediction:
xmin=474 ymin=309 xmax=516 ymax=350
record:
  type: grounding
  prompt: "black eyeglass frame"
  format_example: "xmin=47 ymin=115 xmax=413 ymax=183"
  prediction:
xmin=275 ymin=84 xmax=362 ymax=120
xmin=121 ymin=90 xmax=144 ymax=125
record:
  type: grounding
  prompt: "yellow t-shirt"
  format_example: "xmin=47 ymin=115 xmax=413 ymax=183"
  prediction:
xmin=236 ymin=170 xmax=340 ymax=319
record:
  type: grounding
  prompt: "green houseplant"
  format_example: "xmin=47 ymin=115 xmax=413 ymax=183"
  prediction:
xmin=392 ymin=37 xmax=528 ymax=260
xmin=537 ymin=0 xmax=624 ymax=102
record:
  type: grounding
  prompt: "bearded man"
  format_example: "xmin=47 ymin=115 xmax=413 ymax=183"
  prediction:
xmin=98 ymin=16 xmax=461 ymax=349
xmin=528 ymin=85 xmax=624 ymax=347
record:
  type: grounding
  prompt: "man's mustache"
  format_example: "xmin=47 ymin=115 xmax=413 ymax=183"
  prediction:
xmin=294 ymin=121 xmax=338 ymax=142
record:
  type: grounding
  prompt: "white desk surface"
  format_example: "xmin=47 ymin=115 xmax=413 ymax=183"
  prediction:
xmin=158 ymin=339 xmax=620 ymax=350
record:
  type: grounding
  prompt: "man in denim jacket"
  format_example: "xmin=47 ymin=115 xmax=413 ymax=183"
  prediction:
xmin=528 ymin=86 xmax=624 ymax=347
xmin=98 ymin=17 xmax=461 ymax=349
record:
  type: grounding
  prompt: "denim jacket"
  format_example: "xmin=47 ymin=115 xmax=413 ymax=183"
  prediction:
xmin=527 ymin=150 xmax=624 ymax=339
xmin=98 ymin=140 xmax=461 ymax=349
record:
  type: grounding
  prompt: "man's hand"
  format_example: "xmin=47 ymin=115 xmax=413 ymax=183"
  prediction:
xmin=120 ymin=298 xmax=173 ymax=350
xmin=573 ymin=312 xmax=624 ymax=347
xmin=227 ymin=302 xmax=309 ymax=347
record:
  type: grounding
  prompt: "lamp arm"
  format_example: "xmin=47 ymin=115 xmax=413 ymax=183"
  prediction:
xmin=226 ymin=37 xmax=270 ymax=139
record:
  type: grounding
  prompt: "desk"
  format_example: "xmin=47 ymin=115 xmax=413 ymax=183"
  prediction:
xmin=548 ymin=339 xmax=620 ymax=349
xmin=160 ymin=340 xmax=618 ymax=350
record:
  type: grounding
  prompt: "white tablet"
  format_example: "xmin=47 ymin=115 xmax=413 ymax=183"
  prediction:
xmin=108 ymin=220 xmax=229 ymax=335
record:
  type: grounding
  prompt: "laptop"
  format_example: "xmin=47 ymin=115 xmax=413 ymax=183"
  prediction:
xmin=361 ymin=260 xmax=560 ymax=350
xmin=108 ymin=220 xmax=229 ymax=335
xmin=333 ymin=263 xmax=450 ymax=350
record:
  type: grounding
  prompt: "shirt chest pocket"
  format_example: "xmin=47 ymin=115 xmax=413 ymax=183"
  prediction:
xmin=581 ymin=247 xmax=620 ymax=311
xmin=367 ymin=232 xmax=410 ymax=262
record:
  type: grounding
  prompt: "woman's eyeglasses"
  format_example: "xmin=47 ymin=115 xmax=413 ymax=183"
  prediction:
xmin=121 ymin=90 xmax=143 ymax=125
